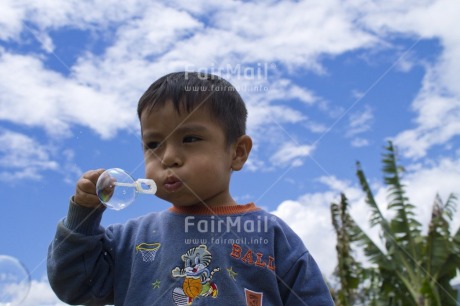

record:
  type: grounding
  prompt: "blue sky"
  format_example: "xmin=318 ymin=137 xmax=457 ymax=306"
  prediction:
xmin=1 ymin=0 xmax=460 ymax=304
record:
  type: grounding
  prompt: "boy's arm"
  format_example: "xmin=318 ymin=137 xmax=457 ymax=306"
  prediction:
xmin=47 ymin=199 xmax=115 ymax=305
xmin=278 ymin=251 xmax=335 ymax=305
xmin=47 ymin=169 xmax=115 ymax=305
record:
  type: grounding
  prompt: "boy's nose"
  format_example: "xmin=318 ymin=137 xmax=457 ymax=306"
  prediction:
xmin=161 ymin=145 xmax=182 ymax=168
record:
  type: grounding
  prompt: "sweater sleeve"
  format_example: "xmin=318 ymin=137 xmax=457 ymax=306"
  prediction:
xmin=47 ymin=199 xmax=115 ymax=305
xmin=278 ymin=250 xmax=335 ymax=305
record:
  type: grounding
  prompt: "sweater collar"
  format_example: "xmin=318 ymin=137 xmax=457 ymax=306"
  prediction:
xmin=169 ymin=202 xmax=259 ymax=215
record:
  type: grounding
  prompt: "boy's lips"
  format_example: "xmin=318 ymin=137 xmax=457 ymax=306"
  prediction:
xmin=163 ymin=176 xmax=183 ymax=192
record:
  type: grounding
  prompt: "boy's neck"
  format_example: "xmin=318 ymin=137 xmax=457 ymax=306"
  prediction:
xmin=169 ymin=202 xmax=258 ymax=215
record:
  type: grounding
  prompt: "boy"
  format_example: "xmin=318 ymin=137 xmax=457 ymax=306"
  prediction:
xmin=47 ymin=72 xmax=334 ymax=305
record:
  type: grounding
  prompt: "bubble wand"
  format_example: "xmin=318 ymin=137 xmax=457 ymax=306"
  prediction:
xmin=96 ymin=168 xmax=157 ymax=210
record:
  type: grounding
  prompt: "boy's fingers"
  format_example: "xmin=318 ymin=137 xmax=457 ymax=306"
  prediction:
xmin=74 ymin=169 xmax=106 ymax=207
xmin=74 ymin=192 xmax=99 ymax=207
xmin=78 ymin=169 xmax=105 ymax=193
xmin=82 ymin=169 xmax=105 ymax=184
xmin=77 ymin=177 xmax=97 ymax=194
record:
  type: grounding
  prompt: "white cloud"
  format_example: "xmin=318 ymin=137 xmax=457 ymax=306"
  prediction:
xmin=303 ymin=120 xmax=328 ymax=134
xmin=347 ymin=105 xmax=373 ymax=136
xmin=0 ymin=0 xmax=378 ymax=137
xmin=0 ymin=256 xmax=63 ymax=305
xmin=0 ymin=129 xmax=58 ymax=181
xmin=351 ymin=137 xmax=369 ymax=148
xmin=247 ymin=103 xmax=305 ymax=133
xmin=206 ymin=0 xmax=377 ymax=67
xmin=393 ymin=67 xmax=460 ymax=158
xmin=0 ymin=0 xmax=459 ymax=184
xmin=0 ymin=51 xmax=138 ymax=139
xmin=272 ymin=198 xmax=337 ymax=276
xmin=345 ymin=105 xmax=373 ymax=147
xmin=270 ymin=143 xmax=315 ymax=168
xmin=21 ymin=278 xmax=67 ymax=306
xmin=0 ymin=0 xmax=394 ymax=181
xmin=350 ymin=0 xmax=460 ymax=158
xmin=404 ymin=157 xmax=460 ymax=232
xmin=0 ymin=128 xmax=81 ymax=184
xmin=271 ymin=176 xmax=362 ymax=278
xmin=0 ymin=0 xmax=25 ymax=41
xmin=0 ymin=0 xmax=151 ymax=40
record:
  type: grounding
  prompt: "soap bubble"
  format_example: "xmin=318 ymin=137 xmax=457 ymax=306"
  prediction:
xmin=96 ymin=168 xmax=156 ymax=211
xmin=96 ymin=168 xmax=135 ymax=210
xmin=0 ymin=255 xmax=31 ymax=305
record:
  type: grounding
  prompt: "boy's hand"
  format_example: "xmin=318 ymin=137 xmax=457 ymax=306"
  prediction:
xmin=74 ymin=169 xmax=105 ymax=208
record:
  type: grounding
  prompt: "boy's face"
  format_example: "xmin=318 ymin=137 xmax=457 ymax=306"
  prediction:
xmin=140 ymin=102 xmax=236 ymax=208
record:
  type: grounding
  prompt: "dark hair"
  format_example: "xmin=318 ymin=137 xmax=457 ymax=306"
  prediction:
xmin=137 ymin=72 xmax=247 ymax=146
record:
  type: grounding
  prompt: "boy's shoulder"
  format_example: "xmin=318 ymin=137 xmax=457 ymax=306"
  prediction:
xmin=107 ymin=209 xmax=169 ymax=232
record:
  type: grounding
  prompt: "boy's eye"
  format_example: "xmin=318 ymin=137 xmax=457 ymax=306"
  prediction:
xmin=144 ymin=141 xmax=160 ymax=150
xmin=183 ymin=136 xmax=201 ymax=143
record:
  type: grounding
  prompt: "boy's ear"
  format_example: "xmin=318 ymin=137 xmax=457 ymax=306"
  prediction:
xmin=231 ymin=135 xmax=252 ymax=171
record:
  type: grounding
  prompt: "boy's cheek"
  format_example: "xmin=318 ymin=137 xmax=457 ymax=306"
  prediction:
xmin=144 ymin=152 xmax=159 ymax=164
xmin=144 ymin=161 xmax=159 ymax=178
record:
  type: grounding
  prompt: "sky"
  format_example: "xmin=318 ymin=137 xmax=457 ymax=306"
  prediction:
xmin=1 ymin=0 xmax=460 ymax=304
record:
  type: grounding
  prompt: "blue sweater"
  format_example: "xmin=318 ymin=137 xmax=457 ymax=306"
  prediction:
xmin=47 ymin=201 xmax=334 ymax=305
